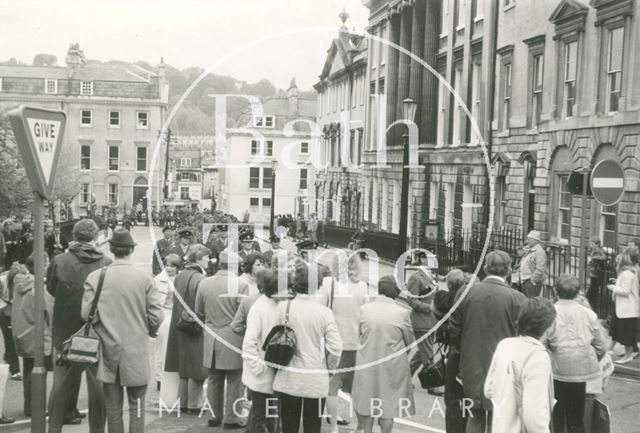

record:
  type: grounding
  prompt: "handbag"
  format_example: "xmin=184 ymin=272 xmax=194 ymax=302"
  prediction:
xmin=262 ymin=299 xmax=296 ymax=367
xmin=175 ymin=272 xmax=202 ymax=336
xmin=58 ymin=267 xmax=107 ymax=367
xmin=417 ymin=343 xmax=446 ymax=389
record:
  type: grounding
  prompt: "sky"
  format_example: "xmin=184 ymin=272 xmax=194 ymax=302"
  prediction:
xmin=0 ymin=0 xmax=370 ymax=90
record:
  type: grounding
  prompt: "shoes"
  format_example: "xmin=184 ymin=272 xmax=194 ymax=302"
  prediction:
xmin=74 ymin=409 xmax=87 ymax=419
xmin=325 ymin=416 xmax=349 ymax=426
xmin=632 ymin=352 xmax=639 ymax=359
xmin=183 ymin=408 xmax=201 ymax=415
xmin=0 ymin=416 xmax=15 ymax=425
xmin=223 ymin=423 xmax=246 ymax=429
xmin=10 ymin=373 xmax=22 ymax=381
xmin=615 ymin=355 xmax=634 ymax=365
xmin=208 ymin=419 xmax=221 ymax=427
xmin=428 ymin=388 xmax=444 ymax=397
xmin=63 ymin=417 xmax=82 ymax=425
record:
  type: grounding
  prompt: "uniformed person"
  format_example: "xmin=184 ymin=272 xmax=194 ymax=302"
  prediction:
xmin=152 ymin=226 xmax=175 ymax=276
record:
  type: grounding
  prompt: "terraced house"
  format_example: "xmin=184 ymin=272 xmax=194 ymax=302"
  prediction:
xmin=0 ymin=43 xmax=169 ymax=216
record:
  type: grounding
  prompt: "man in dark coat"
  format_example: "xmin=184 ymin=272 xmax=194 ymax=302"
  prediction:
xmin=45 ymin=225 xmax=69 ymax=260
xmin=168 ymin=228 xmax=193 ymax=265
xmin=449 ymin=250 xmax=527 ymax=433
xmin=152 ymin=226 xmax=175 ymax=276
xmin=18 ymin=221 xmax=33 ymax=264
xmin=47 ymin=219 xmax=111 ymax=432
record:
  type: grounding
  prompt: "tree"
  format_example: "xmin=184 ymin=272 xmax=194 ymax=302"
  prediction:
xmin=33 ymin=54 xmax=57 ymax=67
xmin=0 ymin=114 xmax=32 ymax=219
xmin=50 ymin=143 xmax=80 ymax=222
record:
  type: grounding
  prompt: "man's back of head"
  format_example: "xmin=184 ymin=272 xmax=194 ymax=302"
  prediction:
xmin=483 ymin=250 xmax=512 ymax=280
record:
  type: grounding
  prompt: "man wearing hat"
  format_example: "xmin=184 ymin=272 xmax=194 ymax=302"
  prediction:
xmin=152 ymin=226 xmax=175 ymax=276
xmin=238 ymin=229 xmax=257 ymax=262
xmin=519 ymin=230 xmax=548 ymax=298
xmin=195 ymin=249 xmax=249 ymax=428
xmin=262 ymin=234 xmax=282 ymax=265
xmin=296 ymin=239 xmax=319 ymax=261
xmin=168 ymin=228 xmax=193 ymax=264
xmin=82 ymin=228 xmax=163 ymax=433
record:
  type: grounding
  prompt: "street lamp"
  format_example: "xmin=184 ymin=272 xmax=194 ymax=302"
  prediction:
xmin=398 ymin=98 xmax=417 ymax=256
xmin=269 ymin=159 xmax=278 ymax=236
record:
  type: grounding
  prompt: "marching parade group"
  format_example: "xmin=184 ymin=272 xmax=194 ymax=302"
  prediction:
xmin=0 ymin=211 xmax=637 ymax=433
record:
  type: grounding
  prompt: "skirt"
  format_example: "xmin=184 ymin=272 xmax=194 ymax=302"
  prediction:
xmin=610 ymin=315 xmax=639 ymax=347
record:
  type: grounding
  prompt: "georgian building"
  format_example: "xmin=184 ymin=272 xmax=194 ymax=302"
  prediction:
xmin=490 ymin=0 xmax=640 ymax=249
xmin=359 ymin=0 xmax=490 ymax=247
xmin=0 ymin=43 xmax=169 ymax=216
xmin=169 ymin=135 xmax=217 ymax=210
xmin=218 ymin=79 xmax=317 ymax=223
xmin=314 ymin=10 xmax=368 ymax=228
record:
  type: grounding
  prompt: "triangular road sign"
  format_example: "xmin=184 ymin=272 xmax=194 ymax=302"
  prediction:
xmin=8 ymin=106 xmax=66 ymax=200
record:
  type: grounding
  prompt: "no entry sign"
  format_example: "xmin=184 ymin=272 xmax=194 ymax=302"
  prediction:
xmin=8 ymin=106 xmax=66 ymax=199
xmin=591 ymin=159 xmax=625 ymax=206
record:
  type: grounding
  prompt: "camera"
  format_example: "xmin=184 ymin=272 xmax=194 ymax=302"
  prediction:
xmin=608 ymin=278 xmax=617 ymax=285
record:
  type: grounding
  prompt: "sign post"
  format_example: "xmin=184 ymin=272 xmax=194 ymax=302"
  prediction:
xmin=8 ymin=106 xmax=66 ymax=433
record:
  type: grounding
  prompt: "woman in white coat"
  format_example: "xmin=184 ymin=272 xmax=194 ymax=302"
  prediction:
xmin=607 ymin=252 xmax=640 ymax=364
xmin=151 ymin=253 xmax=180 ymax=387
xmin=484 ymin=297 xmax=557 ymax=433
xmin=241 ymin=269 xmax=281 ymax=433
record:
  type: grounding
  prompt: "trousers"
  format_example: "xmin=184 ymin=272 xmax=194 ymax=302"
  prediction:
xmin=206 ymin=368 xmax=245 ymax=424
xmin=553 ymin=380 xmax=586 ymax=433
xmin=48 ymin=362 xmax=105 ymax=433
xmin=103 ymin=376 xmax=147 ymax=433
xmin=276 ymin=392 xmax=325 ymax=433
xmin=0 ymin=316 xmax=19 ymax=375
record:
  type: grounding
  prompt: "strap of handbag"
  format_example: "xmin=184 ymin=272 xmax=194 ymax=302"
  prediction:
xmin=85 ymin=267 xmax=107 ymax=333
xmin=284 ymin=299 xmax=292 ymax=326
xmin=182 ymin=271 xmax=197 ymax=307
xmin=329 ymin=278 xmax=335 ymax=310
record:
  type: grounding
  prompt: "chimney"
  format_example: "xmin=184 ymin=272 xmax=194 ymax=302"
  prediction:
xmin=287 ymin=77 xmax=299 ymax=115
xmin=65 ymin=43 xmax=86 ymax=69
xmin=338 ymin=9 xmax=350 ymax=43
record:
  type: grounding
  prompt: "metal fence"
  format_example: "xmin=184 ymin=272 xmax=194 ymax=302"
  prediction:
xmin=322 ymin=223 xmax=617 ymax=319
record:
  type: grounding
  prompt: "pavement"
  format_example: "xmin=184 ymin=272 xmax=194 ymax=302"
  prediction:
xmin=0 ymin=225 xmax=638 ymax=433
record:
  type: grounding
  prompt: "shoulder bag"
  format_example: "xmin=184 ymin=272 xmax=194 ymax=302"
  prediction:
xmin=176 ymin=272 xmax=202 ymax=336
xmin=58 ymin=267 xmax=107 ymax=367
xmin=262 ymin=299 xmax=297 ymax=367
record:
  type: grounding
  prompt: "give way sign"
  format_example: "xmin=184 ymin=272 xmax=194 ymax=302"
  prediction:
xmin=590 ymin=159 xmax=625 ymax=206
xmin=8 ymin=106 xmax=66 ymax=199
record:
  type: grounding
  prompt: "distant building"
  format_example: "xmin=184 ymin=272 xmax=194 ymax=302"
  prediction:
xmin=0 ymin=43 xmax=169 ymax=216
xmin=218 ymin=79 xmax=317 ymax=224
xmin=169 ymin=134 xmax=217 ymax=210
xmin=314 ymin=10 xmax=368 ymax=228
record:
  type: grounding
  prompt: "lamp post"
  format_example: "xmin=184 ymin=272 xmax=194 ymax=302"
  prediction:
xmin=398 ymin=98 xmax=417 ymax=256
xmin=269 ymin=159 xmax=278 ymax=236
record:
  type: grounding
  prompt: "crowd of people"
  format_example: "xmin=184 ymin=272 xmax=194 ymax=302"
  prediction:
xmin=0 ymin=213 xmax=637 ymax=433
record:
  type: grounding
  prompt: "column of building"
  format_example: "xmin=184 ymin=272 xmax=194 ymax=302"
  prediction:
xmin=385 ymin=14 xmax=401 ymax=146
xmin=395 ymin=8 xmax=412 ymax=143
xmin=421 ymin=0 xmax=440 ymax=144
